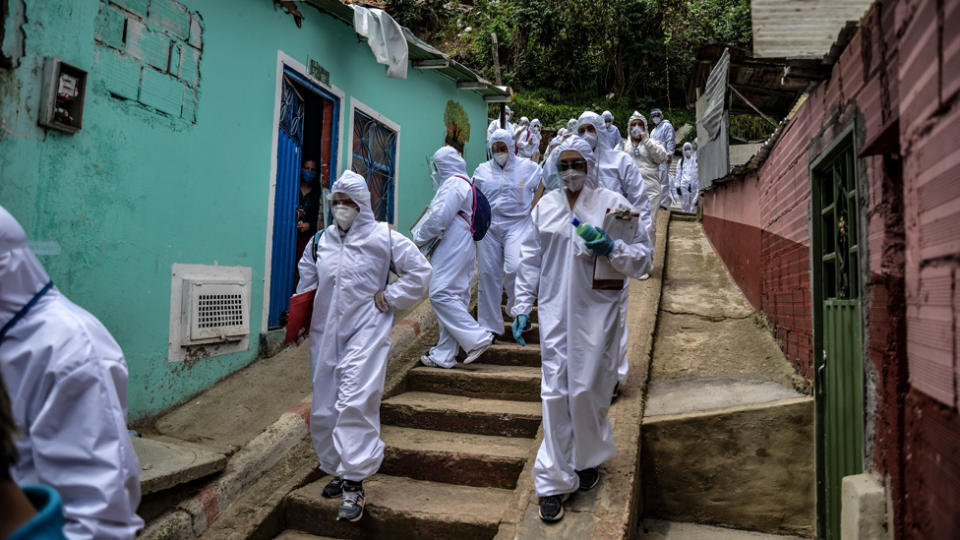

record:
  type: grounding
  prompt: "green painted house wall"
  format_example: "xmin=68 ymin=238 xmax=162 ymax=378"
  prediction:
xmin=0 ymin=0 xmax=490 ymax=421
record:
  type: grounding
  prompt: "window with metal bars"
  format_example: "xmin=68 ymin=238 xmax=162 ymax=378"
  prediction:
xmin=351 ymin=110 xmax=397 ymax=224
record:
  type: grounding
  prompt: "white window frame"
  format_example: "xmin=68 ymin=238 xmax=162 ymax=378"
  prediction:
xmin=347 ymin=97 xmax=402 ymax=229
xmin=262 ymin=50 xmax=346 ymax=331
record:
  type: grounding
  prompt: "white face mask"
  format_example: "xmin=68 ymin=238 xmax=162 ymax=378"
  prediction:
xmin=652 ymin=116 xmax=661 ymax=125
xmin=604 ymin=120 xmax=612 ymax=127
xmin=559 ymin=169 xmax=586 ymax=192
xmin=494 ymin=152 xmax=509 ymax=167
xmin=581 ymin=131 xmax=598 ymax=150
xmin=333 ymin=205 xmax=359 ymax=230
xmin=684 ymin=151 xmax=692 ymax=159
xmin=630 ymin=125 xmax=644 ymax=138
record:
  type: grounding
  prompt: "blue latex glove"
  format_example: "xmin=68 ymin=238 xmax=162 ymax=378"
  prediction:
xmin=511 ymin=314 xmax=531 ymax=346
xmin=585 ymin=227 xmax=614 ymax=257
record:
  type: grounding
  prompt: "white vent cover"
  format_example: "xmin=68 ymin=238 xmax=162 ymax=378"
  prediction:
xmin=182 ymin=279 xmax=249 ymax=345
xmin=169 ymin=264 xmax=252 ymax=361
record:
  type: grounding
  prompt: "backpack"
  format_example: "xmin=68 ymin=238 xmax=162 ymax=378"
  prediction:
xmin=455 ymin=174 xmax=491 ymax=241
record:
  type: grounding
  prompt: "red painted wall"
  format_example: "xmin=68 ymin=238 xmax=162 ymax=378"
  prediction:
xmin=701 ymin=0 xmax=960 ymax=537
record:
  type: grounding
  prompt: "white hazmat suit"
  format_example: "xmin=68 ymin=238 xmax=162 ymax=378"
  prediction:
xmin=516 ymin=119 xmax=542 ymax=160
xmin=474 ymin=129 xmax=542 ymax=335
xmin=621 ymin=111 xmax=668 ymax=238
xmin=577 ymin=111 xmax=653 ymax=387
xmin=415 ymin=146 xmax=494 ymax=367
xmin=650 ymin=111 xmax=676 ymax=208
xmin=487 ymin=106 xmax=514 ymax=142
xmin=512 ymin=137 xmax=653 ymax=496
xmin=675 ymin=142 xmax=699 ymax=214
xmin=600 ymin=110 xmax=622 ymax=149
xmin=0 ymin=205 xmax=143 ymax=540
xmin=297 ymin=172 xmax=431 ymax=481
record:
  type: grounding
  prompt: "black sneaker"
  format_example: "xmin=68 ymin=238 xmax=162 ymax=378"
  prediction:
xmin=538 ymin=494 xmax=565 ymax=522
xmin=577 ymin=468 xmax=600 ymax=492
xmin=337 ymin=480 xmax=365 ymax=522
xmin=321 ymin=476 xmax=343 ymax=498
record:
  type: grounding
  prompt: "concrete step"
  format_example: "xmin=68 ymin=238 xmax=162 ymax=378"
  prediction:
xmin=480 ymin=342 xmax=541 ymax=367
xmin=274 ymin=532 xmax=343 ymax=540
xmin=379 ymin=425 xmax=528 ymax=489
xmin=407 ymin=364 xmax=541 ymax=402
xmin=380 ymin=391 xmax=541 ymax=438
xmin=500 ymin=322 xmax=541 ymax=344
xmin=283 ymin=474 xmax=510 ymax=539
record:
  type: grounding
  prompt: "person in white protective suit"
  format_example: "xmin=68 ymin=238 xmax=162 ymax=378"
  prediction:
xmin=296 ymin=172 xmax=431 ymax=522
xmin=675 ymin=142 xmax=699 ymax=214
xmin=649 ymin=108 xmax=676 ymax=209
xmin=0 ymin=205 xmax=143 ymax=539
xmin=416 ymin=146 xmax=496 ymax=367
xmin=487 ymin=105 xmax=515 ymax=142
xmin=576 ymin=110 xmax=652 ymax=387
xmin=474 ymin=129 xmax=543 ymax=337
xmin=517 ymin=118 xmax=542 ymax=161
xmin=600 ymin=110 xmax=622 ymax=149
xmin=621 ymin=111 xmax=668 ymax=238
xmin=511 ymin=136 xmax=653 ymax=522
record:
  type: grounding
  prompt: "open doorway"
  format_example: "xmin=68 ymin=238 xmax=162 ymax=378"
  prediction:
xmin=267 ymin=67 xmax=339 ymax=329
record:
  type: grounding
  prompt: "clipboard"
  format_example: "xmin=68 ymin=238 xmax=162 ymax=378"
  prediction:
xmin=592 ymin=208 xmax=640 ymax=290
xmin=284 ymin=288 xmax=316 ymax=345
xmin=408 ymin=204 xmax=442 ymax=259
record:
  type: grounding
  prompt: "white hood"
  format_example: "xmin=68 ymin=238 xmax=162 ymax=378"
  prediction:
xmin=0 ymin=206 xmax=51 ymax=329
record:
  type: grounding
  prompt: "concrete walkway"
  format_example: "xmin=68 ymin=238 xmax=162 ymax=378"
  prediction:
xmin=641 ymin=215 xmax=815 ymax=537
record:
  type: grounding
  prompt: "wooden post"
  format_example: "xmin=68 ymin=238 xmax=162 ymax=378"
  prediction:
xmin=491 ymin=32 xmax=505 ymax=128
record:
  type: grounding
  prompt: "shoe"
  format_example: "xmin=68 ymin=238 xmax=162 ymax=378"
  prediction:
xmin=538 ymin=494 xmax=568 ymax=522
xmin=420 ymin=355 xmax=437 ymax=367
xmin=639 ymin=273 xmax=650 ymax=280
xmin=576 ymin=468 xmax=600 ymax=492
xmin=611 ymin=382 xmax=621 ymax=404
xmin=464 ymin=335 xmax=494 ymax=364
xmin=337 ymin=480 xmax=365 ymax=522
xmin=321 ymin=475 xmax=343 ymax=498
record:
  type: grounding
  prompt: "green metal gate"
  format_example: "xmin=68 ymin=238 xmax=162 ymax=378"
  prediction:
xmin=812 ymin=134 xmax=863 ymax=539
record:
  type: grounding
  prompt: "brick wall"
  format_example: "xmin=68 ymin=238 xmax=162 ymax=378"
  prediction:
xmin=701 ymin=0 xmax=960 ymax=536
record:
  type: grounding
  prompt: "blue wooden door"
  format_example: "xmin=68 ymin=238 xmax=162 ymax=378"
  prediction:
xmin=268 ymin=77 xmax=304 ymax=328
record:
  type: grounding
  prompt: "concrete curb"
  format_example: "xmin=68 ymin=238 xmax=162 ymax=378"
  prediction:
xmin=140 ymin=295 xmax=439 ymax=539
xmin=494 ymin=210 xmax=671 ymax=539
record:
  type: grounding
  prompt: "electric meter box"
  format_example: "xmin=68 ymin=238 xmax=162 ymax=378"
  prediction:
xmin=39 ymin=57 xmax=87 ymax=133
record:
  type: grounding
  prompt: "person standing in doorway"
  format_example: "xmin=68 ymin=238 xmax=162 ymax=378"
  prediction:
xmin=296 ymin=159 xmax=322 ymax=259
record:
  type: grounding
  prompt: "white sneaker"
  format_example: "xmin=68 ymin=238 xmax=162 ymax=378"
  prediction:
xmin=420 ymin=355 xmax=437 ymax=367
xmin=639 ymin=273 xmax=650 ymax=280
xmin=463 ymin=335 xmax=494 ymax=364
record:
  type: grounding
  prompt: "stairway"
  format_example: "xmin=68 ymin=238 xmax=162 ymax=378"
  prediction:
xmin=277 ymin=306 xmax=542 ymax=539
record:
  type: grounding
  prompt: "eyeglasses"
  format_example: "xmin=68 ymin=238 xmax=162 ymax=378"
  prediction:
xmin=557 ymin=159 xmax=587 ymax=172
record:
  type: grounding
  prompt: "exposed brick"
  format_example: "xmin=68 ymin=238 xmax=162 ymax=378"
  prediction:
xmin=180 ymin=46 xmax=200 ymax=88
xmin=149 ymin=0 xmax=190 ymax=39
xmin=898 ymin=0 xmax=940 ymax=138
xmin=181 ymin=87 xmax=198 ymax=123
xmin=944 ymin=0 xmax=960 ymax=101
xmin=125 ymin=18 xmax=171 ymax=72
xmin=139 ymin=68 xmax=183 ymax=116
xmin=96 ymin=3 xmax=126 ymax=50
xmin=189 ymin=13 xmax=204 ymax=49
xmin=112 ymin=0 xmax=148 ymax=18
xmin=97 ymin=48 xmax=140 ymax=101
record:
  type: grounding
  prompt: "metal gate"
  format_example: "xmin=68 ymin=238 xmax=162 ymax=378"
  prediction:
xmin=268 ymin=76 xmax=304 ymax=328
xmin=812 ymin=137 xmax=863 ymax=539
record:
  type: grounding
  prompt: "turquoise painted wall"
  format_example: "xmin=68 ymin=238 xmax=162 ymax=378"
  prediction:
xmin=0 ymin=0 xmax=489 ymax=421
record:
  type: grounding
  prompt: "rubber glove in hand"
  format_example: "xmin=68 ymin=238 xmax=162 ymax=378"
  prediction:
xmin=585 ymin=227 xmax=614 ymax=257
xmin=512 ymin=314 xmax=531 ymax=346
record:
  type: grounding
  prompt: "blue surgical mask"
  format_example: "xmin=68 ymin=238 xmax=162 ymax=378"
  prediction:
xmin=301 ymin=169 xmax=317 ymax=182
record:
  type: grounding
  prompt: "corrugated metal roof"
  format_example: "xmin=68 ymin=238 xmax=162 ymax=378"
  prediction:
xmin=751 ymin=0 xmax=872 ymax=58
xmin=305 ymin=0 xmax=511 ymax=101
